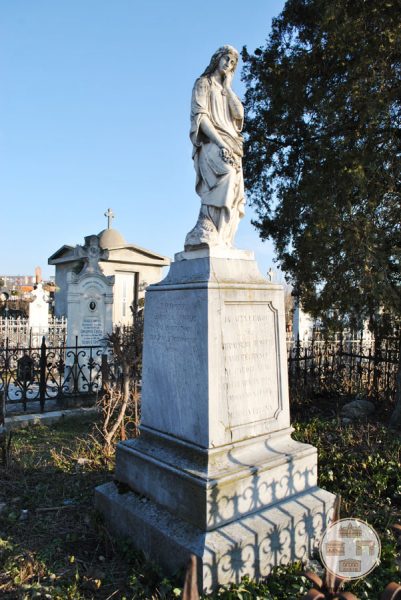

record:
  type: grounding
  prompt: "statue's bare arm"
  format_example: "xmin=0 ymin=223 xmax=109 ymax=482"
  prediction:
xmin=199 ymin=116 xmax=227 ymax=150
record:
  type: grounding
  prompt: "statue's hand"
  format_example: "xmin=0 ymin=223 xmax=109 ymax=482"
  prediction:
xmin=220 ymin=146 xmax=241 ymax=173
xmin=220 ymin=146 xmax=232 ymax=161
xmin=220 ymin=146 xmax=241 ymax=172
xmin=223 ymin=70 xmax=233 ymax=91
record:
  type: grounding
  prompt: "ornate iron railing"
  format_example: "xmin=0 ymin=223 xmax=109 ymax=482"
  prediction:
xmin=0 ymin=337 xmax=109 ymax=413
xmin=3 ymin=326 xmax=399 ymax=414
xmin=287 ymin=333 xmax=400 ymax=403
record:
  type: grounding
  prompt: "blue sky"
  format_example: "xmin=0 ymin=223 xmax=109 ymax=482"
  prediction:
xmin=0 ymin=0 xmax=286 ymax=280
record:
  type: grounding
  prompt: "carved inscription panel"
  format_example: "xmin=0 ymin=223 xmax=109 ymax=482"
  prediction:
xmin=146 ymin=301 xmax=198 ymax=347
xmin=80 ymin=316 xmax=103 ymax=346
xmin=141 ymin=293 xmax=207 ymax=444
xmin=222 ymin=302 xmax=281 ymax=428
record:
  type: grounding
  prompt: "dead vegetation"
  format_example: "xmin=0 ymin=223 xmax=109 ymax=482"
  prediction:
xmin=95 ymin=320 xmax=143 ymax=456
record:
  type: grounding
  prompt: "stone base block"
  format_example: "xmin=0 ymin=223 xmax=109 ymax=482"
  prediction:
xmin=95 ymin=482 xmax=334 ymax=593
xmin=114 ymin=426 xmax=320 ymax=531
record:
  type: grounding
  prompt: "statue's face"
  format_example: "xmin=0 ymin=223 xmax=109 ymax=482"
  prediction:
xmin=217 ymin=52 xmax=236 ymax=76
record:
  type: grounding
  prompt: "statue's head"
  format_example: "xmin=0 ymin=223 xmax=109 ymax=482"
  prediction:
xmin=201 ymin=45 xmax=239 ymax=78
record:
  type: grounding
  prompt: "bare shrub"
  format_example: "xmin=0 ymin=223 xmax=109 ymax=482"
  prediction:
xmin=95 ymin=316 xmax=143 ymax=455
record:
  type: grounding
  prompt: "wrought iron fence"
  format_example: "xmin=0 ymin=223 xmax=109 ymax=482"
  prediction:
xmin=3 ymin=322 xmax=399 ymax=416
xmin=287 ymin=333 xmax=400 ymax=404
xmin=0 ymin=337 xmax=109 ymax=413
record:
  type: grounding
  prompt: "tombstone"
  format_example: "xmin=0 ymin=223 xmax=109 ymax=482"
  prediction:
xmin=64 ymin=235 xmax=114 ymax=392
xmin=292 ymin=296 xmax=315 ymax=342
xmin=95 ymin=45 xmax=335 ymax=593
xmin=28 ymin=282 xmax=50 ymax=346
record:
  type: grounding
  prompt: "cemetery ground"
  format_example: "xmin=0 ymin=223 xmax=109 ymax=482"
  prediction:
xmin=0 ymin=403 xmax=401 ymax=600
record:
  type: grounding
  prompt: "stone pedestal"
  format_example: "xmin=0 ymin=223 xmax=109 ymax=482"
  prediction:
xmin=95 ymin=249 xmax=335 ymax=592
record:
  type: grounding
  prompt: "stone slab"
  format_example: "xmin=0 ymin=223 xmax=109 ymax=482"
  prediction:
xmin=163 ymin=254 xmax=267 ymax=286
xmin=114 ymin=426 xmax=319 ymax=530
xmin=66 ymin=270 xmax=114 ymax=348
xmin=95 ymin=481 xmax=334 ymax=593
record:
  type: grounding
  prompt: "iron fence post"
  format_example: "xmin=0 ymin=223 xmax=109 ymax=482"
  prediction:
xmin=4 ymin=338 xmax=9 ymax=406
xmin=73 ymin=335 xmax=79 ymax=394
xmin=39 ymin=336 xmax=47 ymax=412
xmin=0 ymin=390 xmax=4 ymax=427
xmin=101 ymin=353 xmax=109 ymax=393
xmin=295 ymin=334 xmax=301 ymax=385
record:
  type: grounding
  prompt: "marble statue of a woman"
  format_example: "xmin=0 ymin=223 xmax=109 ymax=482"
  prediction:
xmin=184 ymin=45 xmax=245 ymax=250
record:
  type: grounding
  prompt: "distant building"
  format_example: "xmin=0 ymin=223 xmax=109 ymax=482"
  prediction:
xmin=0 ymin=268 xmax=50 ymax=298
xmin=48 ymin=212 xmax=170 ymax=326
xmin=0 ymin=275 xmax=36 ymax=289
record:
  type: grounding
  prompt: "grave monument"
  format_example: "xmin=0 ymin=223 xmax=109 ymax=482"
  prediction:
xmin=63 ymin=236 xmax=114 ymax=393
xmin=48 ymin=210 xmax=170 ymax=325
xmin=28 ymin=282 xmax=50 ymax=346
xmin=96 ymin=45 xmax=335 ymax=592
xmin=65 ymin=234 xmax=114 ymax=349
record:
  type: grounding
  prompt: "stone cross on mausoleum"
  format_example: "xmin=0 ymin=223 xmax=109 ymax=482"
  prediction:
xmin=104 ymin=208 xmax=115 ymax=229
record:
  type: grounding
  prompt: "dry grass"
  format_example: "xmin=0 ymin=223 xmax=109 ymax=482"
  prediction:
xmin=1 ymin=413 xmax=400 ymax=599
xmin=0 ymin=416 xmax=178 ymax=599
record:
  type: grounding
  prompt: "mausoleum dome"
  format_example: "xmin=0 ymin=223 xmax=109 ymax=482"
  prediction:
xmin=98 ymin=228 xmax=126 ymax=249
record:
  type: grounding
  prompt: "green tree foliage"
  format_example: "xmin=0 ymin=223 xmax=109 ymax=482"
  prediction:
xmin=242 ymin=0 xmax=401 ymax=330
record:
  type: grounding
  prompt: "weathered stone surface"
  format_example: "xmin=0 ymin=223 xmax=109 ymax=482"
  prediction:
xmin=95 ymin=481 xmax=333 ymax=593
xmin=114 ymin=426 xmax=318 ymax=530
xmin=140 ymin=254 xmax=290 ymax=448
xmin=96 ymin=252 xmax=335 ymax=592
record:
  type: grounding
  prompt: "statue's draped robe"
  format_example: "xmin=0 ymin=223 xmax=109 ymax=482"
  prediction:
xmin=190 ymin=76 xmax=245 ymax=245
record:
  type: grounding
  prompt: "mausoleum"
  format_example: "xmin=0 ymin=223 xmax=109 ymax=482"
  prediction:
xmin=48 ymin=210 xmax=170 ymax=326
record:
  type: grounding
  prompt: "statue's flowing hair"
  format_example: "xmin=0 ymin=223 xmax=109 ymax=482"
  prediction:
xmin=201 ymin=45 xmax=239 ymax=78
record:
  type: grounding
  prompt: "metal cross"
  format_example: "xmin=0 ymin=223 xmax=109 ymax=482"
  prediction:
xmin=104 ymin=208 xmax=114 ymax=229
